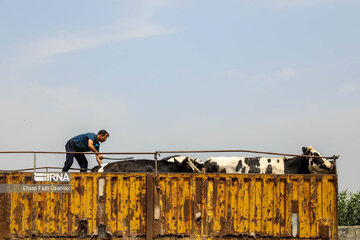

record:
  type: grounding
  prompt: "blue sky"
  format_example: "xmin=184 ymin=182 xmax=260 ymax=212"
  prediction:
xmin=0 ymin=0 xmax=359 ymax=191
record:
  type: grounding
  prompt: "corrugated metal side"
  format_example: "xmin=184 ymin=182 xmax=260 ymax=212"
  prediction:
xmin=151 ymin=173 xmax=338 ymax=239
xmin=0 ymin=172 xmax=337 ymax=239
xmin=1 ymin=172 xmax=147 ymax=239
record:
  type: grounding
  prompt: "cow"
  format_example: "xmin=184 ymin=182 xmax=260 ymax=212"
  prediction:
xmin=160 ymin=155 xmax=203 ymax=173
xmin=91 ymin=157 xmax=201 ymax=173
xmin=202 ymin=146 xmax=335 ymax=174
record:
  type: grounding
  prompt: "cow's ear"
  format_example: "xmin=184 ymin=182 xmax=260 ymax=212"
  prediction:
xmin=302 ymin=147 xmax=308 ymax=154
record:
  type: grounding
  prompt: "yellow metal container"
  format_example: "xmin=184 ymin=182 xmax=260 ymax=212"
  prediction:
xmin=0 ymin=172 xmax=338 ymax=239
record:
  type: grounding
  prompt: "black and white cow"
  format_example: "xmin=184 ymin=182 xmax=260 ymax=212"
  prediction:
xmin=160 ymin=155 xmax=203 ymax=173
xmin=202 ymin=146 xmax=335 ymax=174
xmin=91 ymin=158 xmax=200 ymax=173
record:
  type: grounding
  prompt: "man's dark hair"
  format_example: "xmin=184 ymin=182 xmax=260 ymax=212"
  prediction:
xmin=98 ymin=129 xmax=109 ymax=137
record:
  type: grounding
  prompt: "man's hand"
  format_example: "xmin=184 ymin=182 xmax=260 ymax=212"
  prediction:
xmin=89 ymin=139 xmax=104 ymax=165
xmin=96 ymin=155 xmax=103 ymax=165
xmin=96 ymin=154 xmax=104 ymax=165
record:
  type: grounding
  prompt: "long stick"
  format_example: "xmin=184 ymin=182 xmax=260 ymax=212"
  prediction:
xmin=102 ymin=157 xmax=134 ymax=161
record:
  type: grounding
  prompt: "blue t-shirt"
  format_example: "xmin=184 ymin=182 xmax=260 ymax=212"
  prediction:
xmin=71 ymin=133 xmax=100 ymax=152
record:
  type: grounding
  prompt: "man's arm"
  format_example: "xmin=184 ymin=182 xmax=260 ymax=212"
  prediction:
xmin=88 ymin=139 xmax=103 ymax=165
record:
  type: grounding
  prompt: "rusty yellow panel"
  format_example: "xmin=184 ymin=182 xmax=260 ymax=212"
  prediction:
xmin=140 ymin=176 xmax=146 ymax=234
xmin=213 ymin=177 xmax=223 ymax=233
xmin=170 ymin=177 xmax=177 ymax=234
xmin=179 ymin=176 xmax=190 ymax=234
xmin=46 ymin=190 xmax=58 ymax=236
xmin=109 ymin=176 xmax=117 ymax=233
xmin=322 ymin=176 xmax=337 ymax=239
xmin=32 ymin=192 xmax=41 ymax=237
xmin=92 ymin=176 xmax=98 ymax=235
xmin=55 ymin=191 xmax=62 ymax=235
xmin=235 ymin=176 xmax=246 ymax=233
xmin=166 ymin=177 xmax=174 ymax=233
xmin=129 ymin=176 xmax=141 ymax=234
xmin=61 ymin=192 xmax=70 ymax=236
xmin=229 ymin=177 xmax=237 ymax=234
xmin=265 ymin=177 xmax=274 ymax=235
xmin=69 ymin=176 xmax=80 ymax=236
xmin=248 ymin=177 xmax=256 ymax=233
xmin=322 ymin=177 xmax=332 ymax=228
xmin=55 ymin=189 xmax=63 ymax=235
xmin=310 ymin=177 xmax=320 ymax=238
xmin=163 ymin=176 xmax=171 ymax=234
xmin=136 ymin=176 xmax=143 ymax=234
xmin=117 ymin=175 xmax=125 ymax=235
xmin=131 ymin=176 xmax=141 ymax=234
xmin=177 ymin=177 xmax=184 ymax=234
xmin=10 ymin=174 xmax=20 ymax=236
xmin=273 ymin=177 xmax=280 ymax=237
xmin=159 ymin=176 xmax=166 ymax=235
xmin=291 ymin=177 xmax=299 ymax=237
xmin=84 ymin=176 xmax=95 ymax=234
xmin=22 ymin=178 xmax=32 ymax=236
xmin=201 ymin=176 xmax=207 ymax=236
xmin=260 ymin=177 xmax=267 ymax=235
xmin=193 ymin=177 xmax=202 ymax=236
xmin=205 ymin=177 xmax=214 ymax=235
xmin=48 ymin=191 xmax=57 ymax=235
xmin=280 ymin=178 xmax=286 ymax=236
xmin=211 ymin=177 xmax=219 ymax=233
xmin=242 ymin=177 xmax=250 ymax=233
xmin=330 ymin=178 xmax=338 ymax=238
xmin=183 ymin=176 xmax=191 ymax=234
xmin=261 ymin=177 xmax=268 ymax=235
xmin=105 ymin=176 xmax=113 ymax=234
xmin=40 ymin=193 xmax=47 ymax=236
xmin=254 ymin=178 xmax=262 ymax=233
xmin=123 ymin=175 xmax=130 ymax=235
xmin=283 ymin=176 xmax=292 ymax=237
xmin=189 ymin=176 xmax=195 ymax=236
xmin=298 ymin=178 xmax=311 ymax=238
xmin=234 ymin=177 xmax=242 ymax=233
xmin=79 ymin=177 xmax=86 ymax=219
xmin=173 ymin=177 xmax=180 ymax=233
xmin=43 ymin=190 xmax=49 ymax=235
xmin=123 ymin=176 xmax=130 ymax=236
xmin=18 ymin=179 xmax=25 ymax=236
xmin=224 ymin=178 xmax=231 ymax=233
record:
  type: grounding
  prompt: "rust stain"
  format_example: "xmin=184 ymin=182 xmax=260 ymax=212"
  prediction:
xmin=319 ymin=225 xmax=330 ymax=238
xmin=183 ymin=199 xmax=190 ymax=221
xmin=219 ymin=218 xmax=233 ymax=235
xmin=291 ymin=200 xmax=299 ymax=213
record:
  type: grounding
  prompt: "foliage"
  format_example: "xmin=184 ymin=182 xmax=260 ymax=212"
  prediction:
xmin=338 ymin=190 xmax=360 ymax=226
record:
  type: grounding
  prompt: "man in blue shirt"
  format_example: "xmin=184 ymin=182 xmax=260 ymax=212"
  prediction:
xmin=62 ymin=130 xmax=109 ymax=172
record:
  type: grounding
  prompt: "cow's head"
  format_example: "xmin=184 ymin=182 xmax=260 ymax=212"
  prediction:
xmin=161 ymin=155 xmax=203 ymax=173
xmin=302 ymin=146 xmax=335 ymax=174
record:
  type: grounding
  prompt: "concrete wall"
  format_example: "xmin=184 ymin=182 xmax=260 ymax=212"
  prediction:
xmin=339 ymin=226 xmax=360 ymax=240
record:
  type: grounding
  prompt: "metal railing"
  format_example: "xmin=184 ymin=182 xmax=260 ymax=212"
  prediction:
xmin=0 ymin=149 xmax=339 ymax=173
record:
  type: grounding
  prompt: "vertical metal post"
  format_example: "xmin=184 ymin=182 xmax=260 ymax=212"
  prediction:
xmin=33 ymin=153 xmax=36 ymax=172
xmin=154 ymin=152 xmax=158 ymax=177
xmin=146 ymin=174 xmax=154 ymax=240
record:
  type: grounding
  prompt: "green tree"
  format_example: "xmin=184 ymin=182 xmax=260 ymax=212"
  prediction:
xmin=338 ymin=190 xmax=360 ymax=226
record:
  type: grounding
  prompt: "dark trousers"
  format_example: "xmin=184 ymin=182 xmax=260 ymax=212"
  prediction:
xmin=62 ymin=140 xmax=88 ymax=172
